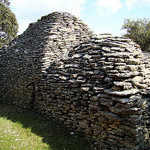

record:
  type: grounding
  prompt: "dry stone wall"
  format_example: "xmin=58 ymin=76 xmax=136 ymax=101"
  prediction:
xmin=0 ymin=12 xmax=150 ymax=149
xmin=0 ymin=12 xmax=94 ymax=106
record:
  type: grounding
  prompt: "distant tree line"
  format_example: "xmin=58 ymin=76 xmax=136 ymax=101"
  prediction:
xmin=122 ymin=18 xmax=150 ymax=52
xmin=0 ymin=0 xmax=18 ymax=48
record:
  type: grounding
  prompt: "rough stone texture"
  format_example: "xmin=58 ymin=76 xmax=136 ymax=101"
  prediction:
xmin=0 ymin=12 xmax=94 ymax=106
xmin=0 ymin=12 xmax=150 ymax=150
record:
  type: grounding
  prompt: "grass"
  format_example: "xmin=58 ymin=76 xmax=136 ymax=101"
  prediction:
xmin=0 ymin=103 xmax=91 ymax=150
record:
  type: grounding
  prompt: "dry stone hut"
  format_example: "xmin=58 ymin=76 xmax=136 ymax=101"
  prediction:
xmin=0 ymin=12 xmax=94 ymax=106
xmin=0 ymin=12 xmax=150 ymax=149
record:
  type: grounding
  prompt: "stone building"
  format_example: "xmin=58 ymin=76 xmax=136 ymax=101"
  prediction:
xmin=0 ymin=12 xmax=94 ymax=106
xmin=0 ymin=12 xmax=150 ymax=149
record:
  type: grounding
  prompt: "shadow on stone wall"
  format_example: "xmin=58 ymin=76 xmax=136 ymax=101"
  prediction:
xmin=0 ymin=103 xmax=91 ymax=150
xmin=0 ymin=12 xmax=93 ymax=106
xmin=0 ymin=12 xmax=150 ymax=150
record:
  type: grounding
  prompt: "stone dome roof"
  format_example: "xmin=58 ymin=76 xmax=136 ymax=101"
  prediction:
xmin=0 ymin=12 xmax=150 ymax=150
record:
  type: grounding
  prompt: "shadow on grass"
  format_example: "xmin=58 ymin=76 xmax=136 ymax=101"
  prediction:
xmin=0 ymin=102 xmax=92 ymax=150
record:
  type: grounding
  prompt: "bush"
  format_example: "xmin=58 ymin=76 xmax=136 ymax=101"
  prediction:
xmin=0 ymin=2 xmax=18 ymax=48
xmin=122 ymin=18 xmax=150 ymax=51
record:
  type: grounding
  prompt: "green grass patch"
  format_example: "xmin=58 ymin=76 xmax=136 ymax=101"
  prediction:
xmin=0 ymin=103 xmax=91 ymax=150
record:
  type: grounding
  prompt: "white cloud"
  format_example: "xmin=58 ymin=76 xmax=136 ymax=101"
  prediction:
xmin=125 ymin=0 xmax=150 ymax=9
xmin=125 ymin=0 xmax=138 ymax=9
xmin=10 ymin=0 xmax=85 ymax=34
xmin=95 ymin=0 xmax=122 ymax=16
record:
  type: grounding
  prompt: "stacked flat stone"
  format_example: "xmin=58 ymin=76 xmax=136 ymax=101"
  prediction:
xmin=34 ymin=34 xmax=150 ymax=149
xmin=0 ymin=12 xmax=94 ymax=106
xmin=0 ymin=12 xmax=149 ymax=150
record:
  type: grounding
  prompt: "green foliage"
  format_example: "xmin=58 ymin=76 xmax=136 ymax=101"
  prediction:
xmin=0 ymin=0 xmax=10 ymax=6
xmin=0 ymin=2 xmax=18 ymax=48
xmin=122 ymin=18 xmax=150 ymax=51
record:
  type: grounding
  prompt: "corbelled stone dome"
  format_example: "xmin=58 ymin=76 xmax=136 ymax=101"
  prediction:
xmin=0 ymin=11 xmax=94 ymax=105
xmin=0 ymin=12 xmax=150 ymax=150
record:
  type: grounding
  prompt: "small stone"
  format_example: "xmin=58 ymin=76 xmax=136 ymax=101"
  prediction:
xmin=91 ymin=96 xmax=99 ymax=102
xmin=59 ymin=76 xmax=68 ymax=80
xmin=72 ymin=54 xmax=82 ymax=58
xmin=70 ymin=132 xmax=75 ymax=135
xmin=116 ymin=71 xmax=139 ymax=78
xmin=99 ymin=111 xmax=120 ymax=121
xmin=103 ymin=52 xmax=132 ymax=58
xmin=81 ymin=87 xmax=90 ymax=91
xmin=104 ymin=89 xmax=139 ymax=96
xmin=83 ymin=54 xmax=92 ymax=59
xmin=102 ymin=46 xmax=111 ymax=52
xmin=126 ymin=58 xmax=141 ymax=65
xmin=68 ymin=79 xmax=77 ymax=83
xmin=111 ymin=47 xmax=125 ymax=52
xmin=111 ymin=95 xmax=142 ymax=103
xmin=113 ymin=81 xmax=132 ymax=87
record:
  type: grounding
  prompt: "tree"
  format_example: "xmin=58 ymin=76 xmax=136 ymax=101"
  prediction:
xmin=0 ymin=0 xmax=10 ymax=6
xmin=0 ymin=2 xmax=18 ymax=48
xmin=122 ymin=18 xmax=150 ymax=51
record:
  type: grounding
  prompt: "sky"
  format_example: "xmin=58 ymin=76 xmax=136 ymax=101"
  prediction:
xmin=9 ymin=0 xmax=150 ymax=36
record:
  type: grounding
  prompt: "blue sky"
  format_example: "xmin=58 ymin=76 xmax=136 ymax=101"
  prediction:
xmin=10 ymin=0 xmax=150 ymax=36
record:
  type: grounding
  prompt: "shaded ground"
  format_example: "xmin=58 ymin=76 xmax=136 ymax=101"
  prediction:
xmin=0 ymin=102 xmax=92 ymax=150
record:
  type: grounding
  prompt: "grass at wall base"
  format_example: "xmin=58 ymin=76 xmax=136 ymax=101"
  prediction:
xmin=0 ymin=102 xmax=91 ymax=150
